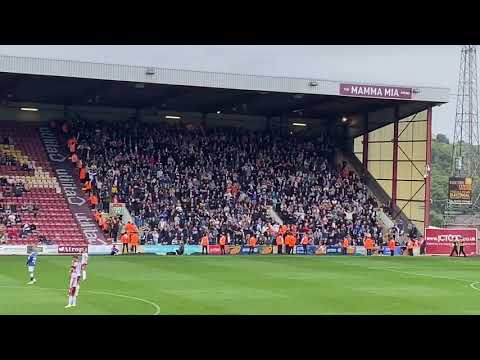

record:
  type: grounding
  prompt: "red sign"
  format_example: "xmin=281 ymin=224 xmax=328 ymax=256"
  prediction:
xmin=339 ymin=83 xmax=413 ymax=100
xmin=425 ymin=228 xmax=477 ymax=256
xmin=58 ymin=245 xmax=88 ymax=254
xmin=207 ymin=244 xmax=229 ymax=255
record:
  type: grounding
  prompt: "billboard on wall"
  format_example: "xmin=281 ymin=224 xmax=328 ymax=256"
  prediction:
xmin=339 ymin=83 xmax=413 ymax=100
xmin=448 ymin=177 xmax=473 ymax=204
xmin=425 ymin=227 xmax=477 ymax=256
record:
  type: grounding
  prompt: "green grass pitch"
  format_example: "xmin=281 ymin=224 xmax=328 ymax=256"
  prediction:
xmin=1 ymin=255 xmax=480 ymax=315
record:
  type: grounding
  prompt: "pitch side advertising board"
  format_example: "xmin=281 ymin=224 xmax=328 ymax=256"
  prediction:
xmin=27 ymin=245 xmax=59 ymax=255
xmin=382 ymin=246 xmax=402 ymax=255
xmin=326 ymin=246 xmax=343 ymax=255
xmin=57 ymin=245 xmax=88 ymax=254
xmin=88 ymin=245 xmax=116 ymax=255
xmin=425 ymin=227 xmax=477 ymax=256
xmin=240 ymin=246 xmax=259 ymax=254
xmin=143 ymin=244 xmax=202 ymax=255
xmin=207 ymin=244 xmax=227 ymax=255
xmin=0 ymin=245 xmax=28 ymax=255
xmin=295 ymin=245 xmax=318 ymax=255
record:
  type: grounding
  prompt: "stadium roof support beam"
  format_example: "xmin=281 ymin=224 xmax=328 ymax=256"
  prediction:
xmin=391 ymin=107 xmax=399 ymax=210
xmin=424 ymin=107 xmax=433 ymax=228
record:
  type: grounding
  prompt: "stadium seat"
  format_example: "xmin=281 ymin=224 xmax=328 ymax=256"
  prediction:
xmin=0 ymin=123 xmax=92 ymax=246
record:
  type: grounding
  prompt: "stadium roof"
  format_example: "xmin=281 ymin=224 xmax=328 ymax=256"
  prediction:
xmin=0 ymin=54 xmax=449 ymax=137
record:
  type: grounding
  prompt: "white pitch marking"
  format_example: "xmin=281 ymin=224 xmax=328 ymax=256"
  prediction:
xmin=0 ymin=285 xmax=161 ymax=315
xmin=329 ymin=259 xmax=480 ymax=292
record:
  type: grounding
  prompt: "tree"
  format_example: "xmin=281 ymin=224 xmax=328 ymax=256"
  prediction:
xmin=430 ymin=140 xmax=480 ymax=223
xmin=435 ymin=133 xmax=450 ymax=144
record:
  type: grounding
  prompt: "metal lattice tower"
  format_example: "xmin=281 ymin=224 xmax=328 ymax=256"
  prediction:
xmin=444 ymin=45 xmax=480 ymax=227
xmin=451 ymin=45 xmax=480 ymax=178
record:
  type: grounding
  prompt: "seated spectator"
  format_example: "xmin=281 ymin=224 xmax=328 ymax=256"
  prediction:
xmin=27 ymin=160 xmax=34 ymax=171
xmin=7 ymin=213 xmax=16 ymax=226
xmin=176 ymin=240 xmax=185 ymax=255
xmin=20 ymin=222 xmax=35 ymax=237
xmin=146 ymin=230 xmax=154 ymax=245
xmin=38 ymin=234 xmax=47 ymax=245
xmin=111 ymin=244 xmax=119 ymax=256
xmin=20 ymin=223 xmax=31 ymax=238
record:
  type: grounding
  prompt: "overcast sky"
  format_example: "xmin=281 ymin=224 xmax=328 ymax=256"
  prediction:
xmin=0 ymin=45 xmax=461 ymax=138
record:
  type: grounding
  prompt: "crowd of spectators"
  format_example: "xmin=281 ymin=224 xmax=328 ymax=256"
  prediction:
xmin=0 ymin=177 xmax=28 ymax=199
xmin=0 ymin=200 xmax=40 ymax=243
xmin=64 ymin=119 xmax=385 ymax=246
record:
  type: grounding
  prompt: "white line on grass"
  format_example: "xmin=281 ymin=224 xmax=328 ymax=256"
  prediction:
xmin=0 ymin=285 xmax=161 ymax=315
xmin=469 ymin=282 xmax=480 ymax=292
xmin=328 ymin=259 xmax=480 ymax=293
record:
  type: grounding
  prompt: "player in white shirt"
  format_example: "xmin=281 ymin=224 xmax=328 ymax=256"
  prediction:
xmin=65 ymin=256 xmax=82 ymax=308
xmin=81 ymin=252 xmax=89 ymax=281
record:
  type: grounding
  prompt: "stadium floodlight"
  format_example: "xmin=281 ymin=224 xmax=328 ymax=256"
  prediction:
xmin=216 ymin=110 xmax=221 ymax=114
xmin=341 ymin=116 xmax=348 ymax=123
xmin=165 ymin=115 xmax=181 ymax=120
xmin=20 ymin=107 xmax=39 ymax=112
xmin=292 ymin=122 xmax=307 ymax=127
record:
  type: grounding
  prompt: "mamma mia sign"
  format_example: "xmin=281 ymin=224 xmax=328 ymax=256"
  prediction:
xmin=339 ymin=83 xmax=413 ymax=100
xmin=38 ymin=127 xmax=106 ymax=245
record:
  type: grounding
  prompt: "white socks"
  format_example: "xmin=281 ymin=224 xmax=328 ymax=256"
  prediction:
xmin=82 ymin=270 xmax=86 ymax=280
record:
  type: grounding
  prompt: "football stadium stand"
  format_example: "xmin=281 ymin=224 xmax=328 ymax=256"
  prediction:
xmin=0 ymin=54 xmax=449 ymax=249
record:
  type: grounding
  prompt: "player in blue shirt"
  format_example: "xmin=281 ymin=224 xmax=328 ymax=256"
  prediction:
xmin=26 ymin=252 xmax=37 ymax=284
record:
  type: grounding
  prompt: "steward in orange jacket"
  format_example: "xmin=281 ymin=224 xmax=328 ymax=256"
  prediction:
xmin=201 ymin=235 xmax=209 ymax=255
xmin=219 ymin=234 xmax=227 ymax=255
xmin=275 ymin=234 xmax=284 ymax=255
xmin=121 ymin=232 xmax=129 ymax=254
xmin=248 ymin=235 xmax=257 ymax=255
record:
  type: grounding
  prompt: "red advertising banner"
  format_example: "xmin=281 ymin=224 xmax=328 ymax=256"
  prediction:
xmin=207 ymin=244 xmax=229 ymax=255
xmin=339 ymin=83 xmax=413 ymax=100
xmin=58 ymin=245 xmax=88 ymax=254
xmin=425 ymin=228 xmax=478 ymax=256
